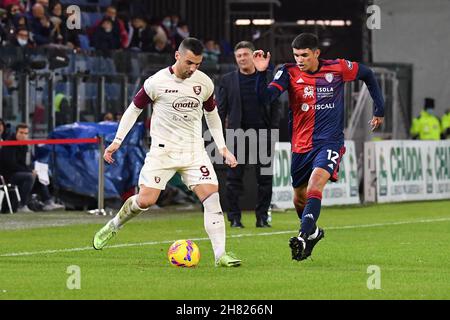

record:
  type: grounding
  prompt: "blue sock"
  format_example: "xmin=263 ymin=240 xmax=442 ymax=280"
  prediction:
xmin=300 ymin=191 xmax=322 ymax=237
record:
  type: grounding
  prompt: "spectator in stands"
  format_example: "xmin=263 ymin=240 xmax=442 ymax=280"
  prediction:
xmin=151 ymin=36 xmax=172 ymax=54
xmin=128 ymin=15 xmax=155 ymax=52
xmin=12 ymin=12 xmax=29 ymax=31
xmin=114 ymin=112 xmax=123 ymax=122
xmin=441 ymin=109 xmax=450 ymax=139
xmin=410 ymin=98 xmax=441 ymax=140
xmin=92 ymin=5 xmax=128 ymax=49
xmin=91 ymin=18 xmax=116 ymax=55
xmin=0 ymin=123 xmax=64 ymax=212
xmin=0 ymin=118 xmax=8 ymax=141
xmin=173 ymin=20 xmax=189 ymax=49
xmin=10 ymin=27 xmax=35 ymax=48
xmin=218 ymin=41 xmax=280 ymax=228
xmin=2 ymin=3 xmax=22 ymax=40
xmin=49 ymin=1 xmax=64 ymax=46
xmin=103 ymin=112 xmax=114 ymax=122
xmin=203 ymin=39 xmax=221 ymax=64
xmin=0 ymin=0 xmax=25 ymax=12
xmin=27 ymin=3 xmax=53 ymax=46
xmin=0 ymin=21 xmax=7 ymax=45
xmin=149 ymin=17 xmax=168 ymax=49
xmin=160 ymin=14 xmax=175 ymax=46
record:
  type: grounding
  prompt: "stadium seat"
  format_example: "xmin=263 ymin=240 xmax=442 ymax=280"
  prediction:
xmin=78 ymin=35 xmax=92 ymax=51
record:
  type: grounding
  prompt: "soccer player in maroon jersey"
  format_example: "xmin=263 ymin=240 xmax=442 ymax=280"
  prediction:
xmin=253 ymin=33 xmax=385 ymax=261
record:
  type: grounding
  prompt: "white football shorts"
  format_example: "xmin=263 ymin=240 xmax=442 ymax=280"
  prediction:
xmin=138 ymin=146 xmax=218 ymax=190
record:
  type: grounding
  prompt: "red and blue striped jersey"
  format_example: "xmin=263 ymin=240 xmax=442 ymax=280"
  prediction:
xmin=267 ymin=59 xmax=358 ymax=153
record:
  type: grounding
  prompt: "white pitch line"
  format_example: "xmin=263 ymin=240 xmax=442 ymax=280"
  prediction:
xmin=1 ymin=217 xmax=449 ymax=258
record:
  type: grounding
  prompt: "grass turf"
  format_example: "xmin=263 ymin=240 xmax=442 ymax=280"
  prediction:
xmin=0 ymin=200 xmax=449 ymax=300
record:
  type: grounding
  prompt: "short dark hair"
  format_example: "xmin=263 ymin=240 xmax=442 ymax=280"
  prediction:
xmin=16 ymin=123 xmax=28 ymax=132
xmin=291 ymin=33 xmax=319 ymax=50
xmin=234 ymin=41 xmax=255 ymax=52
xmin=179 ymin=37 xmax=204 ymax=56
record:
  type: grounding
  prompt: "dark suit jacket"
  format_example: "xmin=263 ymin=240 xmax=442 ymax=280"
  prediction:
xmin=218 ymin=69 xmax=281 ymax=130
xmin=0 ymin=138 xmax=32 ymax=180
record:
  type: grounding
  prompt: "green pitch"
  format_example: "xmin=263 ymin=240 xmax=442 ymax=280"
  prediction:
xmin=0 ymin=200 xmax=449 ymax=300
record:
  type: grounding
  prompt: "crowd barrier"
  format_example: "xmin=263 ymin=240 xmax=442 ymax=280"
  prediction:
xmin=0 ymin=137 xmax=106 ymax=214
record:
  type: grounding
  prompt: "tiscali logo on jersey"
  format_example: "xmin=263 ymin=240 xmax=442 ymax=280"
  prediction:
xmin=303 ymin=86 xmax=314 ymax=99
xmin=193 ymin=86 xmax=202 ymax=95
xmin=172 ymin=96 xmax=200 ymax=112
xmin=312 ymin=103 xmax=335 ymax=110
xmin=301 ymin=103 xmax=335 ymax=111
xmin=325 ymin=73 xmax=334 ymax=83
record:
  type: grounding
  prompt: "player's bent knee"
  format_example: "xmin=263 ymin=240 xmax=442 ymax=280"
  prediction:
xmin=202 ymin=192 xmax=222 ymax=214
xmin=136 ymin=195 xmax=157 ymax=209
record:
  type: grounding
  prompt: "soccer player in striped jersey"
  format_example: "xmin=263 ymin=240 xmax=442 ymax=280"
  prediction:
xmin=253 ymin=33 xmax=385 ymax=261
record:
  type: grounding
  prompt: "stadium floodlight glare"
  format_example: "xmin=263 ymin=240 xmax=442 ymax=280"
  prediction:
xmin=330 ymin=20 xmax=346 ymax=26
xmin=235 ymin=19 xmax=251 ymax=25
xmin=252 ymin=19 xmax=274 ymax=25
xmin=296 ymin=19 xmax=350 ymax=27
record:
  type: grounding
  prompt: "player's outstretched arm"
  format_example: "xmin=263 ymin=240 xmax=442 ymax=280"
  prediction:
xmin=204 ymin=107 xmax=237 ymax=168
xmin=357 ymin=64 xmax=385 ymax=131
xmin=104 ymin=142 xmax=120 ymax=164
xmin=105 ymin=101 xmax=144 ymax=164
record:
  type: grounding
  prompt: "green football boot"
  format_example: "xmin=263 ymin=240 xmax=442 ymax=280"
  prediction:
xmin=93 ymin=220 xmax=118 ymax=250
xmin=215 ymin=252 xmax=242 ymax=267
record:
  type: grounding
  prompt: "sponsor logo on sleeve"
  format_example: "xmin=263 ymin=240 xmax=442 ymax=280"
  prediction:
xmin=274 ymin=70 xmax=283 ymax=80
xmin=345 ymin=60 xmax=353 ymax=70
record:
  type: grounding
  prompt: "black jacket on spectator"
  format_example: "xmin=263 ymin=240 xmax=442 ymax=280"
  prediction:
xmin=27 ymin=13 xmax=53 ymax=45
xmin=218 ymin=70 xmax=281 ymax=130
xmin=0 ymin=138 xmax=32 ymax=180
xmin=129 ymin=26 xmax=156 ymax=52
xmin=91 ymin=28 xmax=116 ymax=54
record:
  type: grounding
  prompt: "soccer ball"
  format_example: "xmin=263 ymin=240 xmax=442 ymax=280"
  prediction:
xmin=168 ymin=239 xmax=200 ymax=267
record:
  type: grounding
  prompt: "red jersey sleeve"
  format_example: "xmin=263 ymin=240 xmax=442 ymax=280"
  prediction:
xmin=203 ymin=93 xmax=216 ymax=112
xmin=339 ymin=59 xmax=359 ymax=82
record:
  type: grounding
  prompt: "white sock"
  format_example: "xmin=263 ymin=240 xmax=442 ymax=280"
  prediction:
xmin=308 ymin=227 xmax=319 ymax=240
xmin=112 ymin=195 xmax=146 ymax=229
xmin=203 ymin=192 xmax=226 ymax=261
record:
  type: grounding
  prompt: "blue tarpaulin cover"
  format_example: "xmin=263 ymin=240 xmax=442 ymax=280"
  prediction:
xmin=35 ymin=121 xmax=146 ymax=199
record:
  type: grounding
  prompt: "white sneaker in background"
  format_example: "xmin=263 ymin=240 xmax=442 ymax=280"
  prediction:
xmin=42 ymin=201 xmax=65 ymax=211
xmin=17 ymin=205 xmax=33 ymax=213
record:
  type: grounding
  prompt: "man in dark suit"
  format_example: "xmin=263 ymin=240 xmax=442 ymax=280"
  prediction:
xmin=218 ymin=41 xmax=280 ymax=228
